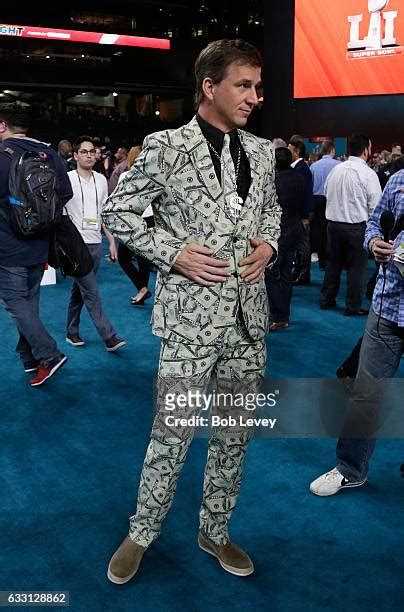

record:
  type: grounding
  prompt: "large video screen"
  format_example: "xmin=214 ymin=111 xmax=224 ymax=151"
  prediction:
xmin=294 ymin=0 xmax=404 ymax=98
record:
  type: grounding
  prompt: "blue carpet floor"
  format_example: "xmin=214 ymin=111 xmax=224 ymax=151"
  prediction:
xmin=0 ymin=253 xmax=403 ymax=612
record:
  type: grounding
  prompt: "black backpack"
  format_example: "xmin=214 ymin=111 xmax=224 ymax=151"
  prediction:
xmin=0 ymin=145 xmax=63 ymax=238
xmin=48 ymin=214 xmax=94 ymax=278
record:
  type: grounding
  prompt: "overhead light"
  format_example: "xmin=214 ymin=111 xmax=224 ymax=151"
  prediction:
xmin=26 ymin=55 xmax=30 ymax=58
xmin=112 ymin=92 xmax=118 ymax=97
xmin=81 ymin=54 xmax=85 ymax=58
xmin=45 ymin=55 xmax=50 ymax=59
xmin=155 ymin=110 xmax=160 ymax=116
xmin=81 ymin=92 xmax=87 ymax=95
xmin=3 ymin=89 xmax=11 ymax=94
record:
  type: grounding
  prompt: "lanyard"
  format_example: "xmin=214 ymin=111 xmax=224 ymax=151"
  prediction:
xmin=76 ymin=170 xmax=99 ymax=219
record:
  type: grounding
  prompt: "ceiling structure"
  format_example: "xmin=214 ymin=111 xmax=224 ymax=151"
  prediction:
xmin=0 ymin=1 xmax=263 ymax=97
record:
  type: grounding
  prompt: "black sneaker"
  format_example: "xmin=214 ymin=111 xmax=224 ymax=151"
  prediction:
xmin=343 ymin=309 xmax=369 ymax=317
xmin=66 ymin=334 xmax=85 ymax=347
xmin=320 ymin=302 xmax=337 ymax=310
xmin=105 ymin=336 xmax=126 ymax=352
xmin=24 ymin=360 xmax=39 ymax=373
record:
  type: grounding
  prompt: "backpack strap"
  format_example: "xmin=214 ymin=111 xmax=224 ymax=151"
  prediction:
xmin=0 ymin=144 xmax=15 ymax=159
xmin=0 ymin=145 xmax=21 ymax=206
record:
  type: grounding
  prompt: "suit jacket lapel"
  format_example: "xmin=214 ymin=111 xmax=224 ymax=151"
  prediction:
xmin=180 ymin=118 xmax=266 ymax=227
xmin=181 ymin=117 xmax=223 ymax=204
xmin=236 ymin=130 xmax=263 ymax=225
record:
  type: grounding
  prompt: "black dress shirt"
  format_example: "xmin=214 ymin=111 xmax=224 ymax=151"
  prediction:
xmin=196 ymin=113 xmax=251 ymax=204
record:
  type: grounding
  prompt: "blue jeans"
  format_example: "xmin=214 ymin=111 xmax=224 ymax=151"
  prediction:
xmin=0 ymin=264 xmax=61 ymax=367
xmin=336 ymin=309 xmax=404 ymax=481
xmin=66 ymin=243 xmax=115 ymax=341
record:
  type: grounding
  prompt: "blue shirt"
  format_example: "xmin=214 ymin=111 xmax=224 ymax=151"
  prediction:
xmin=310 ymin=155 xmax=341 ymax=196
xmin=364 ymin=170 xmax=404 ymax=327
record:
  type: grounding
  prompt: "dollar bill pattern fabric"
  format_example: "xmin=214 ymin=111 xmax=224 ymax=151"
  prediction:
xmin=102 ymin=116 xmax=281 ymax=345
xmin=129 ymin=317 xmax=267 ymax=547
xmin=102 ymin=116 xmax=280 ymax=547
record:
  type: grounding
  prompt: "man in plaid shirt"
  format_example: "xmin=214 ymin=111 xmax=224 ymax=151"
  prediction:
xmin=310 ymin=170 xmax=404 ymax=497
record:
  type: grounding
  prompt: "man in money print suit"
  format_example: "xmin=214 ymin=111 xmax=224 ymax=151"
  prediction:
xmin=102 ymin=38 xmax=281 ymax=583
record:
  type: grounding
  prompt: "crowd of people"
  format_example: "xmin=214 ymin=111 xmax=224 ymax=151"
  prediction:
xmin=0 ymin=37 xmax=403 ymax=586
xmin=266 ymin=135 xmax=404 ymax=330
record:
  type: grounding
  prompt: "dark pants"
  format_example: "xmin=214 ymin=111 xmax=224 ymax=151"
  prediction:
xmin=118 ymin=242 xmax=153 ymax=292
xmin=339 ymin=337 xmax=363 ymax=378
xmin=293 ymin=220 xmax=311 ymax=283
xmin=320 ymin=221 xmax=368 ymax=311
xmin=311 ymin=196 xmax=327 ymax=268
xmin=266 ymin=245 xmax=296 ymax=323
xmin=0 ymin=264 xmax=61 ymax=367
xmin=66 ymin=243 xmax=115 ymax=341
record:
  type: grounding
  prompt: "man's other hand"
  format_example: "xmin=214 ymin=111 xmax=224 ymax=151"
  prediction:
xmin=239 ymin=238 xmax=274 ymax=284
xmin=173 ymin=243 xmax=230 ymax=286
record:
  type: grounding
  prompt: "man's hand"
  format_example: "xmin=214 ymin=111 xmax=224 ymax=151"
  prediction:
xmin=239 ymin=238 xmax=274 ymax=284
xmin=102 ymin=226 xmax=118 ymax=261
xmin=371 ymin=238 xmax=394 ymax=264
xmin=108 ymin=240 xmax=118 ymax=262
xmin=301 ymin=218 xmax=310 ymax=228
xmin=173 ymin=243 xmax=230 ymax=287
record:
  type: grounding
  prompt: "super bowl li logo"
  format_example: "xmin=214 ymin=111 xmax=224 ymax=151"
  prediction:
xmin=347 ymin=0 xmax=402 ymax=58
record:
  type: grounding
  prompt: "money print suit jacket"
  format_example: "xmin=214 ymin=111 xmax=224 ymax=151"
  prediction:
xmin=102 ymin=116 xmax=281 ymax=345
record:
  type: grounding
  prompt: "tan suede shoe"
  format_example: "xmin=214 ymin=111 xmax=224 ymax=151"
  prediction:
xmin=198 ymin=531 xmax=254 ymax=576
xmin=107 ymin=536 xmax=146 ymax=584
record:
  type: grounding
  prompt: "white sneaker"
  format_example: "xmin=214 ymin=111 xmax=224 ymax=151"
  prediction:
xmin=310 ymin=467 xmax=366 ymax=497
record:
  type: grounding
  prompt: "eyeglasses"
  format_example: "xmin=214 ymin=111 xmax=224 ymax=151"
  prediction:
xmin=78 ymin=149 xmax=96 ymax=156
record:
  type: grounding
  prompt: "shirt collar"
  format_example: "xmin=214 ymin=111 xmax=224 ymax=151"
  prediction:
xmin=348 ymin=155 xmax=367 ymax=165
xmin=196 ymin=113 xmax=239 ymax=152
xmin=291 ymin=158 xmax=303 ymax=168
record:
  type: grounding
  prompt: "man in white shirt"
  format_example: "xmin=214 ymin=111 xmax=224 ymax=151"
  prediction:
xmin=320 ymin=134 xmax=382 ymax=315
xmin=65 ymin=136 xmax=126 ymax=351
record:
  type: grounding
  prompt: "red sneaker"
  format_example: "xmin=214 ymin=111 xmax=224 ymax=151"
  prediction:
xmin=30 ymin=354 xmax=68 ymax=387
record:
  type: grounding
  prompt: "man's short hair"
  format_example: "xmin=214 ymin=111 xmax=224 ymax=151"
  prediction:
xmin=0 ymin=106 xmax=30 ymax=133
xmin=391 ymin=155 xmax=404 ymax=175
xmin=320 ymin=141 xmax=335 ymax=156
xmin=194 ymin=38 xmax=262 ymax=107
xmin=348 ymin=134 xmax=370 ymax=157
xmin=275 ymin=147 xmax=293 ymax=171
xmin=272 ymin=137 xmax=287 ymax=149
xmin=392 ymin=142 xmax=401 ymax=149
xmin=288 ymin=135 xmax=306 ymax=158
xmin=73 ymin=135 xmax=95 ymax=153
xmin=58 ymin=139 xmax=72 ymax=151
